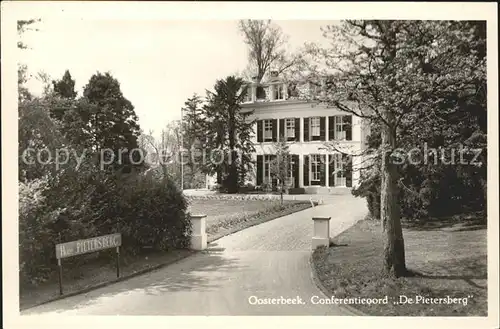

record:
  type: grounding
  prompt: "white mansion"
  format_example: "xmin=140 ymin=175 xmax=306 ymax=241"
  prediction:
xmin=207 ymin=73 xmax=370 ymax=194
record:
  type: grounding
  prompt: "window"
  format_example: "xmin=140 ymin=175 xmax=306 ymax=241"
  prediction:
xmin=263 ymin=119 xmax=273 ymax=141
xmin=287 ymin=157 xmax=295 ymax=187
xmin=256 ymin=85 xmax=269 ymax=101
xmin=243 ymin=85 xmax=252 ymax=103
xmin=311 ymin=154 xmax=321 ymax=181
xmin=334 ymin=115 xmax=351 ymax=140
xmin=334 ymin=154 xmax=346 ymax=186
xmin=285 ymin=118 xmax=295 ymax=138
xmin=274 ymin=84 xmax=285 ymax=100
xmin=311 ymin=117 xmax=320 ymax=137
xmin=264 ymin=155 xmax=272 ymax=183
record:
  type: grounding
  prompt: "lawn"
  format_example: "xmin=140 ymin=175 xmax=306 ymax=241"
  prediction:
xmin=188 ymin=198 xmax=312 ymax=242
xmin=312 ymin=217 xmax=487 ymax=316
xmin=188 ymin=198 xmax=281 ymax=221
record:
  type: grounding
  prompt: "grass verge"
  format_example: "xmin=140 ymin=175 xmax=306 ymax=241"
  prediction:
xmin=311 ymin=219 xmax=487 ymax=316
xmin=206 ymin=201 xmax=312 ymax=242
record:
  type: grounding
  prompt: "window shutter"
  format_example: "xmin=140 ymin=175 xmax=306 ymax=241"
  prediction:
xmin=257 ymin=155 xmax=263 ymax=186
xmin=293 ymin=154 xmax=299 ymax=188
xmin=272 ymin=119 xmax=278 ymax=142
xmin=279 ymin=119 xmax=285 ymax=139
xmin=345 ymin=115 xmax=352 ymax=141
xmin=319 ymin=155 xmax=326 ymax=186
xmin=328 ymin=116 xmax=335 ymax=141
xmin=320 ymin=117 xmax=326 ymax=141
xmin=294 ymin=118 xmax=300 ymax=142
xmin=257 ymin=120 xmax=263 ymax=143
xmin=303 ymin=155 xmax=310 ymax=186
xmin=303 ymin=118 xmax=309 ymax=142
xmin=344 ymin=154 xmax=353 ymax=187
xmin=328 ymin=154 xmax=335 ymax=187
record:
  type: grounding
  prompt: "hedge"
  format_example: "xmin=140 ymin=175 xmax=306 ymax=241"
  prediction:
xmin=19 ymin=172 xmax=191 ymax=289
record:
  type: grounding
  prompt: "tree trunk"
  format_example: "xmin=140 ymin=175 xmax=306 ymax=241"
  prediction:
xmin=280 ymin=182 xmax=284 ymax=206
xmin=380 ymin=119 xmax=406 ymax=277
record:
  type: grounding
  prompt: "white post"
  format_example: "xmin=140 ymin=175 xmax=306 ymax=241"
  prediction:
xmin=312 ymin=216 xmax=331 ymax=249
xmin=190 ymin=214 xmax=207 ymax=250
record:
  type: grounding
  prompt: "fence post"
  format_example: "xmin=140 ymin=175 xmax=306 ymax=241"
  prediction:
xmin=312 ymin=216 xmax=331 ymax=250
xmin=190 ymin=214 xmax=207 ymax=250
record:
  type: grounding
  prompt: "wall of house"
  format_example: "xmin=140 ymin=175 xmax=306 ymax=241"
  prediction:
xmin=203 ymin=80 xmax=370 ymax=193
xmin=243 ymin=100 xmax=368 ymax=191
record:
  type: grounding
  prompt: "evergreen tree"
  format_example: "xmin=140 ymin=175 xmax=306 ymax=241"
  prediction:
xmin=202 ymin=76 xmax=255 ymax=193
xmin=81 ymin=72 xmax=142 ymax=172
xmin=53 ymin=70 xmax=77 ymax=100
xmin=181 ymin=94 xmax=205 ymax=187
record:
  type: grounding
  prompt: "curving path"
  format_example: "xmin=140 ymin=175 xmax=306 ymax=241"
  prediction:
xmin=22 ymin=194 xmax=367 ymax=316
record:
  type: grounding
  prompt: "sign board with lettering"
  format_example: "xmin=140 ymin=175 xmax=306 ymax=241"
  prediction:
xmin=54 ymin=233 xmax=122 ymax=295
xmin=55 ymin=233 xmax=122 ymax=259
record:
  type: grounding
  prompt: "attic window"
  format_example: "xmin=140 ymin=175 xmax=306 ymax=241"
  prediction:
xmin=287 ymin=83 xmax=299 ymax=98
xmin=256 ymin=85 xmax=268 ymax=100
xmin=274 ymin=84 xmax=285 ymax=100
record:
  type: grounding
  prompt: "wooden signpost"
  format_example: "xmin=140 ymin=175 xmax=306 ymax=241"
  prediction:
xmin=55 ymin=233 xmax=122 ymax=295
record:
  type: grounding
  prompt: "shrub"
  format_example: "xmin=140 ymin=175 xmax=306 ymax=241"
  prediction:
xmin=352 ymin=171 xmax=381 ymax=220
xmin=288 ymin=187 xmax=306 ymax=195
xmin=261 ymin=182 xmax=272 ymax=192
xmin=19 ymin=172 xmax=192 ymax=288
xmin=19 ymin=178 xmax=67 ymax=286
xmin=89 ymin=174 xmax=192 ymax=254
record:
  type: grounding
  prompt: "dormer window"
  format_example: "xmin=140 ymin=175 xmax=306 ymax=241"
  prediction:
xmin=242 ymin=85 xmax=252 ymax=103
xmin=256 ymin=85 xmax=268 ymax=101
xmin=274 ymin=83 xmax=285 ymax=100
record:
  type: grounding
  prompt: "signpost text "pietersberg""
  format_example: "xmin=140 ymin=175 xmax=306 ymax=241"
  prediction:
xmin=54 ymin=233 xmax=122 ymax=295
xmin=56 ymin=233 xmax=122 ymax=259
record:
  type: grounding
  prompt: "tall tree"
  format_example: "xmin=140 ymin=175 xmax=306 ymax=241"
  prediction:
xmin=181 ymin=94 xmax=205 ymax=187
xmin=238 ymin=20 xmax=303 ymax=82
xmin=82 ymin=72 xmax=142 ymax=172
xmin=308 ymin=20 xmax=486 ymax=277
xmin=202 ymin=76 xmax=255 ymax=193
xmin=53 ymin=70 xmax=77 ymax=99
xmin=17 ymin=19 xmax=41 ymax=102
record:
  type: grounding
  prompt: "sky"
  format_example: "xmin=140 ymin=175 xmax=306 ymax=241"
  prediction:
xmin=19 ymin=19 xmax=333 ymax=137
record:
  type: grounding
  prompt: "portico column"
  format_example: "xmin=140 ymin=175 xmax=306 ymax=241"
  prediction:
xmin=325 ymin=155 xmax=329 ymax=187
xmin=299 ymin=153 xmax=304 ymax=187
xmin=276 ymin=117 xmax=280 ymax=140
xmin=325 ymin=118 xmax=330 ymax=188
